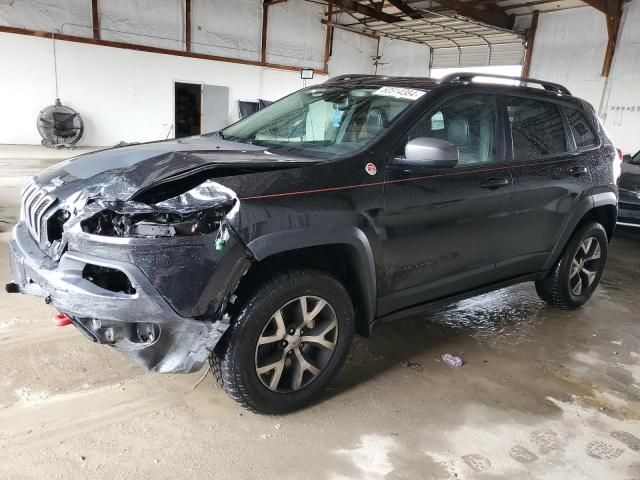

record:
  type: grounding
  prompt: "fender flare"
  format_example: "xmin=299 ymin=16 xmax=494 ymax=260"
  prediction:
xmin=543 ymin=191 xmax=617 ymax=271
xmin=246 ymin=226 xmax=377 ymax=325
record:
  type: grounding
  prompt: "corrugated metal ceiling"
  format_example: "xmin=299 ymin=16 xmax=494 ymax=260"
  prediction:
xmin=319 ymin=0 xmax=589 ymax=66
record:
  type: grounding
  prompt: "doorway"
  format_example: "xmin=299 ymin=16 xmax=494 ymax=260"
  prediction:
xmin=174 ymin=82 xmax=201 ymax=138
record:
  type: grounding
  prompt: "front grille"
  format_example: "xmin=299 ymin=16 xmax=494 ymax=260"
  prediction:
xmin=21 ymin=180 xmax=57 ymax=241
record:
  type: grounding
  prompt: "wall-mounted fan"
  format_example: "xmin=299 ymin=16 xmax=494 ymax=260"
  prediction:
xmin=37 ymin=99 xmax=84 ymax=147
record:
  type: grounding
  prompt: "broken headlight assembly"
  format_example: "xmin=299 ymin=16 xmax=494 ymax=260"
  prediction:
xmin=81 ymin=179 xmax=236 ymax=238
xmin=81 ymin=208 xmax=228 ymax=237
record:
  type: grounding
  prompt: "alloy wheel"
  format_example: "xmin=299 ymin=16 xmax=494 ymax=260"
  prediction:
xmin=254 ymin=295 xmax=339 ymax=393
xmin=569 ymin=236 xmax=602 ymax=296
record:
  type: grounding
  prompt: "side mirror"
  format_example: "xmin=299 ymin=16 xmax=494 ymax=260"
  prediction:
xmin=623 ymin=154 xmax=632 ymax=164
xmin=402 ymin=137 xmax=459 ymax=168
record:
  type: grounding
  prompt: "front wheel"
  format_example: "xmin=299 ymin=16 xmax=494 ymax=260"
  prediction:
xmin=535 ymin=221 xmax=608 ymax=309
xmin=212 ymin=268 xmax=355 ymax=414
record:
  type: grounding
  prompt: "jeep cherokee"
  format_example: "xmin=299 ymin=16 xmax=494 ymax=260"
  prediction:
xmin=7 ymin=73 xmax=620 ymax=414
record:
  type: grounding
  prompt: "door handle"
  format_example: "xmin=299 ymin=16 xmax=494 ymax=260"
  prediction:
xmin=569 ymin=166 xmax=588 ymax=176
xmin=480 ymin=177 xmax=510 ymax=189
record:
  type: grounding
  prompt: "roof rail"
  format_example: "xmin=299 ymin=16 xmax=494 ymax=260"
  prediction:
xmin=325 ymin=74 xmax=380 ymax=82
xmin=438 ymin=72 xmax=571 ymax=95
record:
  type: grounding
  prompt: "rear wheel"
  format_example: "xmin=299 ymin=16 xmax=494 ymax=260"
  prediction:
xmin=535 ymin=221 xmax=608 ymax=309
xmin=212 ymin=268 xmax=355 ymax=414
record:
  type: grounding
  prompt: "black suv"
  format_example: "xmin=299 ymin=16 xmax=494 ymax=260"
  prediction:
xmin=7 ymin=73 xmax=619 ymax=414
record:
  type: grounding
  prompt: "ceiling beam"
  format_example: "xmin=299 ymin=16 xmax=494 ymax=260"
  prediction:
xmin=426 ymin=0 xmax=513 ymax=29
xmin=324 ymin=0 xmax=403 ymax=23
xmin=461 ymin=0 xmax=503 ymax=6
xmin=321 ymin=19 xmax=380 ymax=39
xmin=386 ymin=0 xmax=424 ymax=19
xmin=581 ymin=0 xmax=608 ymax=14
xmin=500 ymin=0 xmax=572 ymax=10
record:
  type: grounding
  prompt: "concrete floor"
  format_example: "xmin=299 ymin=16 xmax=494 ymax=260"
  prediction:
xmin=1 ymin=146 xmax=639 ymax=480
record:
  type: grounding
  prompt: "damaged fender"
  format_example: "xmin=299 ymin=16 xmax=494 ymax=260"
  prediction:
xmin=8 ymin=140 xmax=283 ymax=373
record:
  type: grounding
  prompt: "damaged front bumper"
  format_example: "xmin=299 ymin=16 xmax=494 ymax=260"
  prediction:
xmin=8 ymin=220 xmax=231 ymax=373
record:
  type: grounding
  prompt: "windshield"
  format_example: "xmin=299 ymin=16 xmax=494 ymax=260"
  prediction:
xmin=221 ymin=85 xmax=425 ymax=158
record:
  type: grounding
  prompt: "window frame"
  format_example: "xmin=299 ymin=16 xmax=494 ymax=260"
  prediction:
xmin=562 ymin=105 xmax=602 ymax=153
xmin=500 ymin=93 xmax=577 ymax=164
xmin=388 ymin=91 xmax=506 ymax=171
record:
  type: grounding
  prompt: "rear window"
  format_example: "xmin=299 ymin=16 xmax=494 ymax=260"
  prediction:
xmin=563 ymin=106 xmax=598 ymax=149
xmin=505 ymin=96 xmax=568 ymax=161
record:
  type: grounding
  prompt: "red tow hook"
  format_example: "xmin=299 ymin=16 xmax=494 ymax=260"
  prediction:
xmin=53 ymin=313 xmax=73 ymax=327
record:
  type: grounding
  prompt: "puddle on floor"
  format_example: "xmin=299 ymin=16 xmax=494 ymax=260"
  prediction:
xmin=425 ymin=287 xmax=547 ymax=346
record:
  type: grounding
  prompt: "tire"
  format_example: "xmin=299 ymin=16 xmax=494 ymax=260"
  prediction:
xmin=535 ymin=221 xmax=608 ymax=309
xmin=211 ymin=268 xmax=355 ymax=414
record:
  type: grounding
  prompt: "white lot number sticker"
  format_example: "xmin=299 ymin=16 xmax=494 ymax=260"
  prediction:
xmin=374 ymin=86 xmax=426 ymax=101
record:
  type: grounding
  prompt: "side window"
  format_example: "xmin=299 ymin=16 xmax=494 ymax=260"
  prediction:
xmin=431 ymin=111 xmax=445 ymax=131
xmin=505 ymin=96 xmax=567 ymax=161
xmin=398 ymin=94 xmax=497 ymax=166
xmin=563 ymin=106 xmax=597 ymax=149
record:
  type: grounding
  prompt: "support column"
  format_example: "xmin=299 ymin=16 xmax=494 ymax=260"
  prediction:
xmin=601 ymin=13 xmax=621 ymax=77
xmin=91 ymin=0 xmax=100 ymax=40
xmin=261 ymin=0 xmax=269 ymax=63
xmin=521 ymin=11 xmax=538 ymax=78
xmin=185 ymin=0 xmax=192 ymax=52
xmin=323 ymin=4 xmax=333 ymax=74
xmin=582 ymin=0 xmax=623 ymax=77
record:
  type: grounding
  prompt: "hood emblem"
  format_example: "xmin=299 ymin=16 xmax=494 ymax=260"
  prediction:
xmin=365 ymin=163 xmax=377 ymax=176
xmin=50 ymin=176 xmax=65 ymax=188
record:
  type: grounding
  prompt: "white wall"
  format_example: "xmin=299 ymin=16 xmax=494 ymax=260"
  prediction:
xmin=328 ymin=28 xmax=378 ymax=77
xmin=529 ymin=2 xmax=640 ymax=153
xmin=529 ymin=7 xmax=608 ymax=109
xmin=376 ymin=37 xmax=429 ymax=77
xmin=0 ymin=32 xmax=325 ymax=146
xmin=0 ymin=0 xmax=90 ymax=36
xmin=99 ymin=0 xmax=186 ymax=50
xmin=0 ymin=1 xmax=434 ymax=147
xmin=191 ymin=0 xmax=261 ymax=61
xmin=266 ymin=1 xmax=326 ymax=70
xmin=601 ymin=0 xmax=640 ymax=154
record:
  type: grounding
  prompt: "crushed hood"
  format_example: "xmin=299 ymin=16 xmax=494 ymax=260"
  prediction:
xmin=34 ymin=136 xmax=315 ymax=201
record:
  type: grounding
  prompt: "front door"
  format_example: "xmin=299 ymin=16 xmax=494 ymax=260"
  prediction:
xmin=378 ymin=93 xmax=512 ymax=316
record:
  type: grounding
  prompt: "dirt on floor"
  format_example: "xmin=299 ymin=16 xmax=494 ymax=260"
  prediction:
xmin=0 ymin=147 xmax=639 ymax=480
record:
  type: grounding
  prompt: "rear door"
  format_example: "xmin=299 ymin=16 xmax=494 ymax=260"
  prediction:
xmin=496 ymin=95 xmax=594 ymax=278
xmin=378 ymin=93 xmax=512 ymax=315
